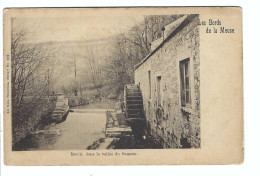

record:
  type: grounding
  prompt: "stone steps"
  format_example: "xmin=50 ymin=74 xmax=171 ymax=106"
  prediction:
xmin=51 ymin=96 xmax=69 ymax=122
xmin=54 ymin=107 xmax=65 ymax=111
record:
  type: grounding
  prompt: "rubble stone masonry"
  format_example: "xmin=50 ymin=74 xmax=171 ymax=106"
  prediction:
xmin=135 ymin=15 xmax=200 ymax=148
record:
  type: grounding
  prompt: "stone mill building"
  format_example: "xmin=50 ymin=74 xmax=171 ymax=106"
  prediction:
xmin=134 ymin=14 xmax=200 ymax=148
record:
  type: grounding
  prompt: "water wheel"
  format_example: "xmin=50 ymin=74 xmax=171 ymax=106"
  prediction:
xmin=123 ymin=84 xmax=146 ymax=137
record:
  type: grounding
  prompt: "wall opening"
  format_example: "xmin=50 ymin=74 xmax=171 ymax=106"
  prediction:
xmin=179 ymin=58 xmax=191 ymax=107
xmin=156 ymin=76 xmax=161 ymax=106
xmin=148 ymin=70 xmax=151 ymax=99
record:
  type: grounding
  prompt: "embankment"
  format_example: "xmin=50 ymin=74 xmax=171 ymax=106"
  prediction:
xmin=12 ymin=97 xmax=57 ymax=146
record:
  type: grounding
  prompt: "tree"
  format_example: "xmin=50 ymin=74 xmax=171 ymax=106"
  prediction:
xmin=11 ymin=18 xmax=58 ymax=123
xmin=104 ymin=15 xmax=183 ymax=97
xmin=81 ymin=42 xmax=104 ymax=99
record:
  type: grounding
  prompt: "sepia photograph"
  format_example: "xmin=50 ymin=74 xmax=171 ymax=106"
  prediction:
xmin=11 ymin=13 xmax=200 ymax=151
xmin=3 ymin=0 xmax=260 ymax=175
xmin=3 ymin=7 xmax=243 ymax=165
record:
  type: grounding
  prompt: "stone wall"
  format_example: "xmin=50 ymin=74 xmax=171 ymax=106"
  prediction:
xmin=135 ymin=15 xmax=200 ymax=148
xmin=67 ymin=96 xmax=90 ymax=107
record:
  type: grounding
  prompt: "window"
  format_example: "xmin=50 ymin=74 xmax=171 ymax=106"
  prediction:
xmin=157 ymin=76 xmax=161 ymax=106
xmin=148 ymin=71 xmax=151 ymax=99
xmin=180 ymin=58 xmax=191 ymax=107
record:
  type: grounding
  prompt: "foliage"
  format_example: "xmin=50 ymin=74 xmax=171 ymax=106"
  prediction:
xmin=49 ymin=15 xmax=184 ymax=99
xmin=104 ymin=15 xmax=184 ymax=95
xmin=11 ymin=19 xmax=59 ymax=125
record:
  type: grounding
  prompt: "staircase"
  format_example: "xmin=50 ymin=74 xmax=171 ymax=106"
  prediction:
xmin=51 ymin=96 xmax=69 ymax=122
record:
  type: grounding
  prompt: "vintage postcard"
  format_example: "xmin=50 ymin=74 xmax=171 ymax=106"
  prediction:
xmin=3 ymin=7 xmax=243 ymax=165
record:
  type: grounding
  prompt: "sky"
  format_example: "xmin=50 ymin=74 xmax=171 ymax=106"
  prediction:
xmin=12 ymin=15 xmax=145 ymax=90
xmin=13 ymin=15 xmax=144 ymax=43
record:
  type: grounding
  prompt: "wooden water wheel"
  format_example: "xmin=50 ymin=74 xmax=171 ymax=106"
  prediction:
xmin=123 ymin=84 xmax=146 ymax=137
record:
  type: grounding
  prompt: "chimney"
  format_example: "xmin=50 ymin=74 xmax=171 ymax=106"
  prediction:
xmin=161 ymin=27 xmax=165 ymax=41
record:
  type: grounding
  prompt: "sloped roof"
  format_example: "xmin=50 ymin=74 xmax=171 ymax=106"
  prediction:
xmin=135 ymin=15 xmax=194 ymax=70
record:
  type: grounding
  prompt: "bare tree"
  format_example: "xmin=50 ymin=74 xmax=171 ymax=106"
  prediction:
xmin=104 ymin=15 xmax=183 ymax=96
xmin=11 ymin=18 xmax=58 ymax=123
xmin=81 ymin=42 xmax=103 ymax=99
